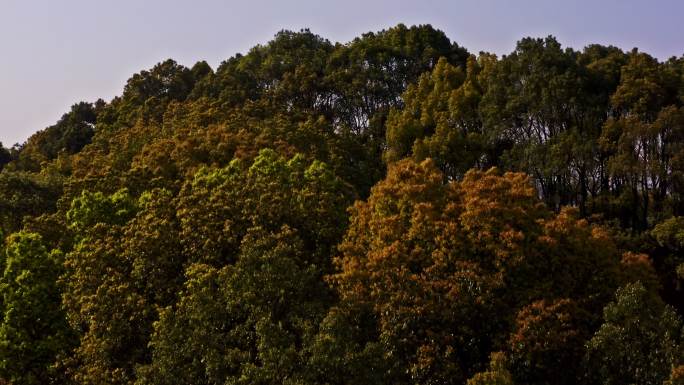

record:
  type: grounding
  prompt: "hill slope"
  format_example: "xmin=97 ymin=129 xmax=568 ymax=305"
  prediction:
xmin=0 ymin=24 xmax=683 ymax=385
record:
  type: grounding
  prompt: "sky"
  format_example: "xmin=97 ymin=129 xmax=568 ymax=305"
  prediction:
xmin=1 ymin=0 xmax=683 ymax=146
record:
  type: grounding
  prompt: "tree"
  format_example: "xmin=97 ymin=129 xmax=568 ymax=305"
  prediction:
xmin=0 ymin=171 xmax=63 ymax=233
xmin=385 ymin=55 xmax=492 ymax=179
xmin=466 ymin=352 xmax=515 ymax=385
xmin=584 ymin=282 xmax=683 ymax=385
xmin=331 ymin=159 xmax=624 ymax=384
xmin=15 ymin=101 xmax=99 ymax=172
xmin=0 ymin=23 xmax=682 ymax=385
xmin=0 ymin=144 xmax=11 ymax=171
xmin=665 ymin=365 xmax=684 ymax=385
xmin=0 ymin=232 xmax=73 ymax=384
xmin=597 ymin=52 xmax=684 ymax=230
xmin=507 ymin=299 xmax=588 ymax=385
xmin=651 ymin=216 xmax=684 ymax=311
xmin=176 ymin=149 xmax=351 ymax=267
xmin=62 ymin=188 xmax=182 ymax=385
xmin=480 ymin=36 xmax=602 ymax=213
xmin=330 ymin=160 xmax=518 ymax=383
xmin=139 ymin=227 xmax=330 ymax=385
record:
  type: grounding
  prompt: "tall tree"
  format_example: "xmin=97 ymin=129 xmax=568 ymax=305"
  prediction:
xmin=0 ymin=232 xmax=73 ymax=385
xmin=584 ymin=282 xmax=683 ymax=385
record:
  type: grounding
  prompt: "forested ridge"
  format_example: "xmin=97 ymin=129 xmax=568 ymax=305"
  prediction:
xmin=0 ymin=24 xmax=683 ymax=384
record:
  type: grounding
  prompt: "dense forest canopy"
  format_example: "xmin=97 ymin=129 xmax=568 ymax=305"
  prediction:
xmin=0 ymin=24 xmax=683 ymax=385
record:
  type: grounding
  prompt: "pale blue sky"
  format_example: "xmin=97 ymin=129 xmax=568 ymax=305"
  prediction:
xmin=1 ymin=0 xmax=682 ymax=145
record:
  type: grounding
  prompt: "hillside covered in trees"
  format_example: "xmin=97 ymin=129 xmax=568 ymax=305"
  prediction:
xmin=0 ymin=24 xmax=683 ymax=385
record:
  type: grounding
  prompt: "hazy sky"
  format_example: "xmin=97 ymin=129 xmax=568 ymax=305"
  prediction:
xmin=1 ymin=0 xmax=682 ymax=146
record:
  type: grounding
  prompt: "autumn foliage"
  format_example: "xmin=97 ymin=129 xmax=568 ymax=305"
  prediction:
xmin=0 ymin=24 xmax=682 ymax=385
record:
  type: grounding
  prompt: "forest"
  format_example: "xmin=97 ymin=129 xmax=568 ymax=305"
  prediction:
xmin=0 ymin=23 xmax=683 ymax=385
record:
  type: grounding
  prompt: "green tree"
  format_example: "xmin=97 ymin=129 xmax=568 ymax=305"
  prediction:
xmin=0 ymin=232 xmax=73 ymax=384
xmin=139 ymin=227 xmax=330 ymax=385
xmin=480 ymin=36 xmax=596 ymax=212
xmin=385 ymin=55 xmax=492 ymax=179
xmin=584 ymin=282 xmax=683 ymax=385
xmin=0 ymin=144 xmax=11 ymax=171
xmin=466 ymin=352 xmax=515 ymax=385
xmin=598 ymin=53 xmax=684 ymax=230
xmin=62 ymin=188 xmax=184 ymax=385
xmin=652 ymin=216 xmax=684 ymax=310
xmin=0 ymin=171 xmax=63 ymax=233
xmin=15 ymin=101 xmax=100 ymax=172
xmin=177 ymin=149 xmax=351 ymax=266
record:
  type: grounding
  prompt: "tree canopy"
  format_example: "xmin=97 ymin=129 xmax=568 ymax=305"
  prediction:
xmin=0 ymin=24 xmax=682 ymax=385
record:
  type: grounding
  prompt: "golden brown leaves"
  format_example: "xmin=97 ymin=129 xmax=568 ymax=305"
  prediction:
xmin=332 ymin=158 xmax=625 ymax=383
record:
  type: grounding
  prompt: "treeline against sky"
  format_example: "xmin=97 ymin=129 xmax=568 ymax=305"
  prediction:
xmin=0 ymin=24 xmax=683 ymax=385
